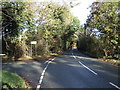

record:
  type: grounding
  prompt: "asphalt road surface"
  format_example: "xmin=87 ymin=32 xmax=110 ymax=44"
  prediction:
xmin=2 ymin=49 xmax=120 ymax=89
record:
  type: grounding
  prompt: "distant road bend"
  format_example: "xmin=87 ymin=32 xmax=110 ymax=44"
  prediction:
xmin=2 ymin=49 xmax=120 ymax=89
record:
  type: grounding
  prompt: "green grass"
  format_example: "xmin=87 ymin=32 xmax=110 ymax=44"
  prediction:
xmin=1 ymin=70 xmax=31 ymax=89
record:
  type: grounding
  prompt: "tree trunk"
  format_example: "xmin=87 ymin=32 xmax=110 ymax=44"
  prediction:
xmin=103 ymin=49 xmax=108 ymax=57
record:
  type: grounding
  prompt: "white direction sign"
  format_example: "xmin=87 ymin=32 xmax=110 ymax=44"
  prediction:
xmin=30 ymin=41 xmax=37 ymax=44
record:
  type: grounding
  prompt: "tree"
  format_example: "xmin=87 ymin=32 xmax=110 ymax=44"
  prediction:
xmin=35 ymin=1 xmax=77 ymax=54
xmin=1 ymin=2 xmax=35 ymax=59
xmin=1 ymin=1 xmax=80 ymax=59
xmin=85 ymin=2 xmax=120 ymax=58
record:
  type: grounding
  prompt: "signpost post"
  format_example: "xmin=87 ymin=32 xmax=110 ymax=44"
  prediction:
xmin=30 ymin=41 xmax=37 ymax=56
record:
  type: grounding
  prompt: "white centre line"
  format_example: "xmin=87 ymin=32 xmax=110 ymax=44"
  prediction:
xmin=78 ymin=61 xmax=98 ymax=75
xmin=72 ymin=52 xmax=120 ymax=89
xmin=2 ymin=63 xmax=12 ymax=64
xmin=36 ymin=58 xmax=55 ymax=90
xmin=72 ymin=53 xmax=77 ymax=59
xmin=109 ymin=82 xmax=120 ymax=89
xmin=44 ymin=58 xmax=51 ymax=64
xmin=2 ymin=63 xmax=8 ymax=64
xmin=72 ymin=52 xmax=98 ymax=75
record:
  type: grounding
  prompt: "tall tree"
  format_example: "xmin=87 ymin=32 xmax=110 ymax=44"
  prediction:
xmin=1 ymin=2 xmax=35 ymax=59
xmin=85 ymin=2 xmax=120 ymax=57
xmin=35 ymin=1 xmax=76 ymax=53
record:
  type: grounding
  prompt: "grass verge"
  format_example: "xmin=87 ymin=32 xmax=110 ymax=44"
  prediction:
xmin=79 ymin=51 xmax=120 ymax=67
xmin=98 ymin=58 xmax=120 ymax=66
xmin=2 ymin=52 xmax=63 ymax=63
xmin=1 ymin=70 xmax=31 ymax=89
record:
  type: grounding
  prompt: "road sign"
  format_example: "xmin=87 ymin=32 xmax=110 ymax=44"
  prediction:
xmin=30 ymin=41 xmax=37 ymax=56
xmin=0 ymin=54 xmax=6 ymax=56
xmin=30 ymin=41 xmax=37 ymax=44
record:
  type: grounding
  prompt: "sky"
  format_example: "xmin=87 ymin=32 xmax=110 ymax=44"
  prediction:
xmin=70 ymin=0 xmax=96 ymax=25
xmin=58 ymin=0 xmax=119 ymax=25
xmin=24 ymin=0 xmax=96 ymax=25
xmin=5 ymin=0 xmax=118 ymax=25
xmin=21 ymin=0 xmax=96 ymax=34
xmin=37 ymin=0 xmax=96 ymax=25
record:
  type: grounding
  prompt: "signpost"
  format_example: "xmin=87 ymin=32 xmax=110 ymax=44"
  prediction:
xmin=30 ymin=41 xmax=37 ymax=56
xmin=0 ymin=54 xmax=6 ymax=56
xmin=30 ymin=41 xmax=37 ymax=44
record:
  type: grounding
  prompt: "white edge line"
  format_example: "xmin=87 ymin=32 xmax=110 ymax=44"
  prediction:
xmin=36 ymin=58 xmax=55 ymax=89
xmin=109 ymin=82 xmax=120 ymax=89
xmin=78 ymin=61 xmax=98 ymax=75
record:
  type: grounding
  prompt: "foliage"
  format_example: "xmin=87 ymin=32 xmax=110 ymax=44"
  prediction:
xmin=36 ymin=2 xmax=74 ymax=52
xmin=1 ymin=2 xmax=34 ymax=37
xmin=77 ymin=36 xmax=104 ymax=58
xmin=1 ymin=70 xmax=30 ymax=88
xmin=1 ymin=1 xmax=80 ymax=59
xmin=1 ymin=2 xmax=35 ymax=59
xmin=81 ymin=2 xmax=120 ymax=59
xmin=25 ymin=1 xmax=80 ymax=55
xmin=2 ymin=38 xmax=29 ymax=60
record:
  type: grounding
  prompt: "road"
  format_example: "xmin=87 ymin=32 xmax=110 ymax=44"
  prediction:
xmin=2 ymin=49 xmax=120 ymax=89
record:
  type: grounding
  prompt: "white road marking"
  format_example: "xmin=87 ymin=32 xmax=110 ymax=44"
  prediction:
xmin=72 ymin=53 xmax=77 ymax=59
xmin=36 ymin=58 xmax=55 ymax=89
xmin=72 ymin=52 xmax=120 ymax=89
xmin=72 ymin=52 xmax=73 ymax=55
xmin=72 ymin=52 xmax=97 ymax=75
xmin=73 ymin=55 xmax=76 ymax=59
xmin=52 ymin=58 xmax=54 ymax=61
xmin=44 ymin=61 xmax=49 ymax=64
xmin=2 ymin=63 xmax=7 ymax=64
xmin=109 ymin=82 xmax=120 ymax=89
xmin=36 ymin=85 xmax=40 ymax=89
xmin=78 ymin=61 xmax=98 ymax=75
xmin=44 ymin=58 xmax=51 ymax=64
xmin=2 ymin=63 xmax=12 ymax=64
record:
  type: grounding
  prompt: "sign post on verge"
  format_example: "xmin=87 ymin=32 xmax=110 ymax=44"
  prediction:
xmin=30 ymin=41 xmax=37 ymax=56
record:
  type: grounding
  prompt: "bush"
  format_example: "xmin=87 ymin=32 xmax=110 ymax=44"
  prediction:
xmin=77 ymin=36 xmax=104 ymax=58
xmin=2 ymin=38 xmax=29 ymax=60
